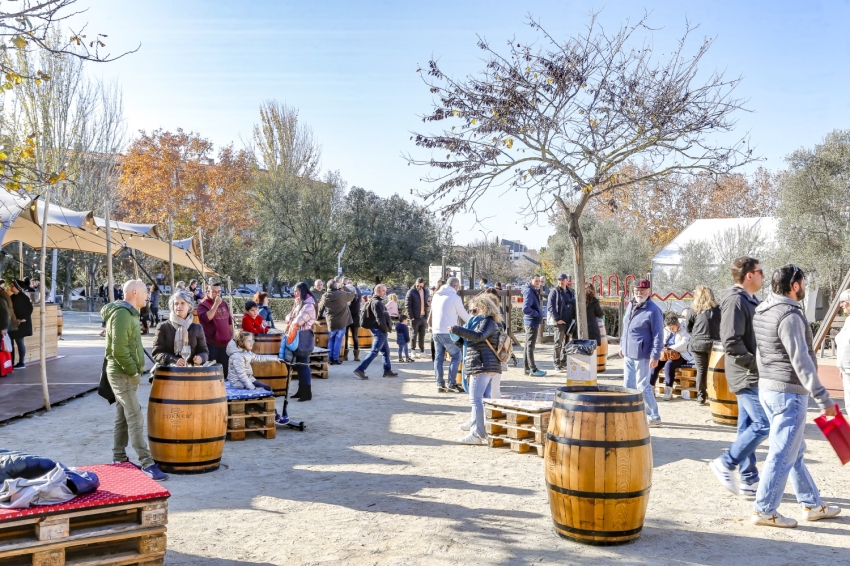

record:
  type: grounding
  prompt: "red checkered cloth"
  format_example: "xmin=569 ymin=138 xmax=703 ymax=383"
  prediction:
xmin=0 ymin=462 xmax=170 ymax=522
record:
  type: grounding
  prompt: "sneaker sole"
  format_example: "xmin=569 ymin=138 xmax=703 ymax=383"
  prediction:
xmin=751 ymin=518 xmax=796 ymax=528
xmin=708 ymin=460 xmax=739 ymax=495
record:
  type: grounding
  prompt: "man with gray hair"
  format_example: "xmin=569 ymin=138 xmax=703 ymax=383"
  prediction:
xmin=354 ymin=284 xmax=397 ymax=379
xmin=430 ymin=277 xmax=470 ymax=393
xmin=102 ymin=279 xmax=167 ymax=481
xmin=310 ymin=279 xmax=325 ymax=306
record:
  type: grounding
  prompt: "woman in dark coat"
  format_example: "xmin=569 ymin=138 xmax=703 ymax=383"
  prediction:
xmin=585 ymin=283 xmax=605 ymax=346
xmin=685 ymin=285 xmax=721 ymax=406
xmin=9 ymin=281 xmax=34 ymax=368
xmin=152 ymin=289 xmax=209 ymax=366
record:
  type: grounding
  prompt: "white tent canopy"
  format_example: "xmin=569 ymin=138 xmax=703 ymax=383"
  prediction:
xmin=0 ymin=191 xmax=217 ymax=275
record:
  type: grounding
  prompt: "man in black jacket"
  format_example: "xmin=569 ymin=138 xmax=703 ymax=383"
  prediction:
xmin=342 ymin=278 xmax=363 ymax=361
xmin=709 ymin=256 xmax=770 ymax=498
xmin=318 ymin=280 xmax=356 ymax=365
xmin=548 ymin=273 xmax=576 ymax=370
xmin=406 ymin=278 xmax=430 ymax=356
xmin=354 ymin=284 xmax=397 ymax=380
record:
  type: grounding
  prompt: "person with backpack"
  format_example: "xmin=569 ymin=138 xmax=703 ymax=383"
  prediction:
xmin=353 ymin=284 xmax=398 ymax=380
xmin=451 ymin=294 xmax=505 ymax=445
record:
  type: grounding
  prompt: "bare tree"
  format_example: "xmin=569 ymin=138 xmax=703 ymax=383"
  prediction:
xmin=408 ymin=13 xmax=756 ymax=338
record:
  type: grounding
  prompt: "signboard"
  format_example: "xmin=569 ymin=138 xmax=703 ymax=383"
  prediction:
xmin=429 ymin=265 xmax=462 ymax=290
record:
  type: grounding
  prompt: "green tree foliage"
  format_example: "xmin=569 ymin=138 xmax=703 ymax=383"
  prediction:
xmin=338 ymin=186 xmax=447 ymax=284
xmin=776 ymin=130 xmax=850 ymax=298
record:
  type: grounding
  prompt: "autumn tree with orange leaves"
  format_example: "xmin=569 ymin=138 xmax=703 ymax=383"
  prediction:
xmin=117 ymin=129 xmax=254 ymax=277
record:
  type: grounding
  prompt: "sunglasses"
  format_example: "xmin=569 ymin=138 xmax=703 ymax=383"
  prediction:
xmin=471 ymin=308 xmax=479 ymax=314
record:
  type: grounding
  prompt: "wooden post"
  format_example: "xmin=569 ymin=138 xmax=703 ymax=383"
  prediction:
xmin=168 ymin=217 xmax=175 ymax=293
xmin=104 ymin=204 xmax=114 ymax=302
xmin=18 ymin=241 xmax=23 ymax=279
xmin=39 ymin=191 xmax=51 ymax=411
xmin=198 ymin=226 xmax=206 ymax=284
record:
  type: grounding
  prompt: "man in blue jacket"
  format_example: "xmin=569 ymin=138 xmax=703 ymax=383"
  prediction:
xmin=548 ymin=273 xmax=576 ymax=370
xmin=521 ymin=275 xmax=546 ymax=377
xmin=620 ymin=279 xmax=664 ymax=427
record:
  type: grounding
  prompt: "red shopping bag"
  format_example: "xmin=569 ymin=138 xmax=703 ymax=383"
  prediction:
xmin=814 ymin=411 xmax=850 ymax=465
xmin=0 ymin=339 xmax=12 ymax=377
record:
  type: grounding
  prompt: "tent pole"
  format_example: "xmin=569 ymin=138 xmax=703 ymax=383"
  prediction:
xmin=132 ymin=249 xmax=139 ymax=280
xmin=168 ymin=217 xmax=174 ymax=293
xmin=198 ymin=226 xmax=205 ymax=285
xmin=49 ymin=249 xmax=57 ymax=302
xmin=39 ymin=190 xmax=51 ymax=412
xmin=18 ymin=241 xmax=23 ymax=279
xmin=105 ymin=203 xmax=114 ymax=302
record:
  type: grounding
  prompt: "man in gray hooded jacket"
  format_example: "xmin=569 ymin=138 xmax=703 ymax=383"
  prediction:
xmin=749 ymin=265 xmax=840 ymax=528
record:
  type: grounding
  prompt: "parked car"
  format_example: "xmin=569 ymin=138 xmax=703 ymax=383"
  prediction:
xmin=231 ymin=287 xmax=255 ymax=298
xmin=69 ymin=287 xmax=87 ymax=302
xmin=359 ymin=286 xmax=373 ymax=297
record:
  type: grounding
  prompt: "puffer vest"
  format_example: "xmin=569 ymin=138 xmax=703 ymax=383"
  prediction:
xmin=752 ymin=300 xmax=807 ymax=388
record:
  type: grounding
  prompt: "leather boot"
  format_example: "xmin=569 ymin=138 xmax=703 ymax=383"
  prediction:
xmin=297 ymin=384 xmax=312 ymax=402
xmin=292 ymin=388 xmax=301 ymax=398
xmin=354 ymin=350 xmax=360 ymax=362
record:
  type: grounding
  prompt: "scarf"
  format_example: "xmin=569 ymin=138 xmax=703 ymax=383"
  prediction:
xmin=169 ymin=311 xmax=193 ymax=356
xmin=460 ymin=314 xmax=485 ymax=390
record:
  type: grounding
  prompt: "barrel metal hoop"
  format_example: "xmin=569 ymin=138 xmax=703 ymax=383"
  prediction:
xmin=148 ymin=397 xmax=227 ymax=405
xmin=707 ymin=367 xmax=725 ymax=373
xmin=711 ymin=413 xmax=738 ymax=423
xmin=545 ymin=434 xmax=651 ymax=448
xmin=148 ymin=435 xmax=226 ymax=444
xmin=558 ymin=392 xmax=644 ymax=404
xmin=546 ymin=481 xmax=651 ymax=499
xmin=552 ymin=519 xmax=643 ymax=538
xmin=154 ymin=457 xmax=222 ymax=467
xmin=153 ymin=374 xmax=222 ymax=381
xmin=707 ymin=398 xmax=737 ymax=405
xmin=553 ymin=401 xmax=643 ymax=413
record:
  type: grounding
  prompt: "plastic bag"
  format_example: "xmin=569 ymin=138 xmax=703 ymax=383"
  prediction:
xmin=565 ymin=340 xmax=597 ymax=356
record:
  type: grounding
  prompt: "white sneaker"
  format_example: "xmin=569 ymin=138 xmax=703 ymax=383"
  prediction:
xmin=457 ymin=432 xmax=485 ymax=445
xmin=647 ymin=419 xmax=662 ymax=428
xmin=459 ymin=420 xmax=472 ymax=431
xmin=802 ymin=504 xmax=841 ymax=521
xmin=709 ymin=457 xmax=739 ymax=495
xmin=751 ymin=511 xmax=797 ymax=528
xmin=663 ymin=386 xmax=672 ymax=400
xmin=739 ymin=481 xmax=758 ymax=498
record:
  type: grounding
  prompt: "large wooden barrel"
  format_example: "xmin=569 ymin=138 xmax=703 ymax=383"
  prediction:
xmin=545 ymin=385 xmax=652 ymax=545
xmin=57 ymin=308 xmax=63 ymax=338
xmin=148 ymin=365 xmax=227 ymax=474
xmin=596 ymin=318 xmax=608 ymax=372
xmin=314 ymin=319 xmax=329 ymax=349
xmin=252 ymin=333 xmax=288 ymax=396
xmin=343 ymin=326 xmax=374 ymax=357
xmin=708 ymin=341 xmax=737 ymax=426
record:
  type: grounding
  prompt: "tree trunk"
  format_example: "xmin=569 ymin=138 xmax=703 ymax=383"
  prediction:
xmin=63 ymin=256 xmax=74 ymax=310
xmin=555 ymin=195 xmax=589 ymax=340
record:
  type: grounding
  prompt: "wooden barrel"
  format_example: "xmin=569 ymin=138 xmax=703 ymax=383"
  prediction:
xmin=148 ymin=365 xmax=227 ymax=474
xmin=252 ymin=333 xmax=288 ymax=396
xmin=545 ymin=385 xmax=652 ymax=545
xmin=314 ymin=319 xmax=329 ymax=349
xmin=192 ymin=309 xmax=199 ymax=324
xmin=57 ymin=309 xmax=63 ymax=338
xmin=708 ymin=341 xmax=737 ymax=426
xmin=343 ymin=326 xmax=375 ymax=357
xmin=596 ymin=318 xmax=608 ymax=372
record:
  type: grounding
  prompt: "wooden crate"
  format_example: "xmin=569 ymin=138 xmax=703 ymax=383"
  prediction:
xmin=655 ymin=367 xmax=697 ymax=398
xmin=227 ymin=398 xmax=276 ymax=441
xmin=309 ymin=348 xmax=329 ymax=379
xmin=484 ymin=403 xmax=550 ymax=458
xmin=0 ymin=499 xmax=167 ymax=565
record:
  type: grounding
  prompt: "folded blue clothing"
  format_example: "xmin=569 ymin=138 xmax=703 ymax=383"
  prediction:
xmin=225 ymin=385 xmax=274 ymax=400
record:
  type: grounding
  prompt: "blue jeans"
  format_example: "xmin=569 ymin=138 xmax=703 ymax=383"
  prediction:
xmin=433 ymin=334 xmax=461 ymax=387
xmin=623 ymin=357 xmax=660 ymax=421
xmin=720 ymin=388 xmax=770 ymax=483
xmin=754 ymin=389 xmax=822 ymax=514
xmin=356 ymin=329 xmax=392 ymax=373
xmin=398 ymin=340 xmax=409 ymax=359
xmin=469 ymin=372 xmax=496 ymax=438
xmin=328 ymin=328 xmax=345 ymax=362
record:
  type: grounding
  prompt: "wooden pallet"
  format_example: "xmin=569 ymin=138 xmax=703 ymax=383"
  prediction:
xmin=0 ymin=499 xmax=167 ymax=565
xmin=487 ymin=435 xmax=545 ymax=458
xmin=227 ymin=398 xmax=276 ymax=441
xmin=655 ymin=367 xmax=697 ymax=399
xmin=309 ymin=350 xmax=329 ymax=379
xmin=484 ymin=406 xmax=551 ymax=430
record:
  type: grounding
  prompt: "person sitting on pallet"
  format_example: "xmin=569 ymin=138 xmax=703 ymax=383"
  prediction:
xmin=226 ymin=329 xmax=289 ymax=426
xmin=650 ymin=311 xmax=693 ymax=400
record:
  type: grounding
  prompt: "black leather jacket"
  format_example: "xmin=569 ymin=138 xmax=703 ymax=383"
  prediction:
xmin=451 ymin=317 xmax=502 ymax=375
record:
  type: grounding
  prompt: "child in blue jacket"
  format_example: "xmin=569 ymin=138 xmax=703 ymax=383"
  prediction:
xmin=396 ymin=315 xmax=412 ymax=363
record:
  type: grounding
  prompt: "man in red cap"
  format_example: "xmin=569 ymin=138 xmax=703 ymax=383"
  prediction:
xmin=620 ymin=278 xmax=664 ymax=426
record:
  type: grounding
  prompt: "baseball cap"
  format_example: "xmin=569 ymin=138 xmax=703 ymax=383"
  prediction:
xmin=634 ymin=279 xmax=651 ymax=289
xmin=557 ymin=273 xmax=569 ymax=280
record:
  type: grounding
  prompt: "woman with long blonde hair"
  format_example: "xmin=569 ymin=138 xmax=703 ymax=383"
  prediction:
xmin=685 ymin=285 xmax=721 ymax=405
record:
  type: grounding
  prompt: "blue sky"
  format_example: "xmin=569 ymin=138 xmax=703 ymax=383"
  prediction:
xmin=72 ymin=1 xmax=850 ymax=249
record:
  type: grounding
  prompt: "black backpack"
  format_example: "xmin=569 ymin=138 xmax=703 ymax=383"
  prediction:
xmin=361 ymin=299 xmax=378 ymax=329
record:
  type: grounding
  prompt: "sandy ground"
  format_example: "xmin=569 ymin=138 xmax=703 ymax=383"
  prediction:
xmin=3 ymin=319 xmax=850 ymax=565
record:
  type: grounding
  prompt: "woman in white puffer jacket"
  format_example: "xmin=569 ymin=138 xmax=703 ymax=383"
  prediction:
xmin=226 ymin=330 xmax=282 ymax=390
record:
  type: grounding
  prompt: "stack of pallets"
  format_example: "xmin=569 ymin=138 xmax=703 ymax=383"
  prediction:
xmin=655 ymin=364 xmax=697 ymax=399
xmin=227 ymin=397 xmax=277 ymax=440
xmin=484 ymin=396 xmax=554 ymax=458
xmin=309 ymin=347 xmax=329 ymax=379
xmin=0 ymin=463 xmax=169 ymax=565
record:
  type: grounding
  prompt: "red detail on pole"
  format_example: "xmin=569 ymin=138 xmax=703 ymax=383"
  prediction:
xmin=607 ymin=275 xmax=620 ymax=297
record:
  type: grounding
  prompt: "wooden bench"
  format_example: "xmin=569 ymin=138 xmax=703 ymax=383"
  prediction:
xmin=820 ymin=316 xmax=846 ymax=358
